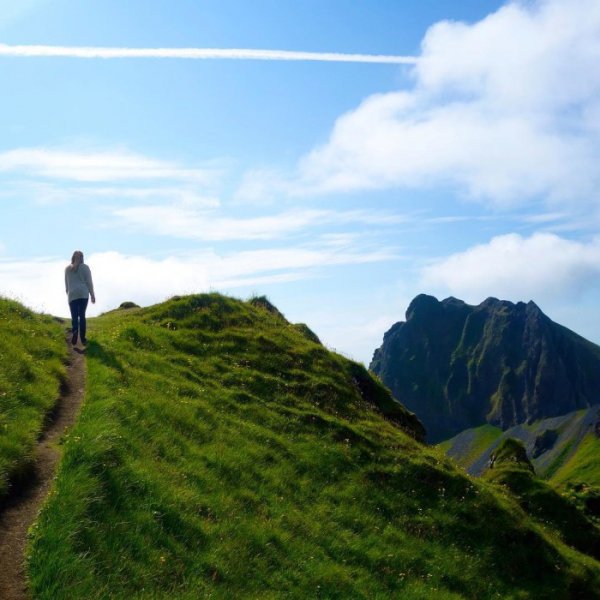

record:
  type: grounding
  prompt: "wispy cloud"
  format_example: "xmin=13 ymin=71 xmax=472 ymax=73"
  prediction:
xmin=0 ymin=180 xmax=222 ymax=208
xmin=111 ymin=206 xmax=331 ymax=241
xmin=0 ymin=147 xmax=215 ymax=183
xmin=520 ymin=212 xmax=573 ymax=225
xmin=110 ymin=205 xmax=410 ymax=241
xmin=0 ymin=43 xmax=417 ymax=64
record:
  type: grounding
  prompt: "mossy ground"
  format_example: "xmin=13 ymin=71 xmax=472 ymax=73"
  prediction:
xmin=0 ymin=297 xmax=67 ymax=500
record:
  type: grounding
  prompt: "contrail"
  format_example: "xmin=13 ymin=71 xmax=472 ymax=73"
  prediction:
xmin=0 ymin=43 xmax=417 ymax=64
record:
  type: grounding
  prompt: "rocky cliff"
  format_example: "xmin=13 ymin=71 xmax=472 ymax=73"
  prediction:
xmin=370 ymin=294 xmax=600 ymax=442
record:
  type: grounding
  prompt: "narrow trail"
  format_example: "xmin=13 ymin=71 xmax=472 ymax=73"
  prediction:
xmin=0 ymin=338 xmax=85 ymax=600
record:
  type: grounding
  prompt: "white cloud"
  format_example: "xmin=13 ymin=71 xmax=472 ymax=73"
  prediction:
xmin=111 ymin=207 xmax=333 ymax=241
xmin=256 ymin=0 xmax=600 ymax=207
xmin=421 ymin=232 xmax=600 ymax=302
xmin=110 ymin=205 xmax=410 ymax=241
xmin=0 ymin=43 xmax=416 ymax=64
xmin=0 ymin=243 xmax=397 ymax=318
xmin=0 ymin=180 xmax=222 ymax=210
xmin=0 ymin=147 xmax=215 ymax=183
xmin=82 ymin=186 xmax=220 ymax=206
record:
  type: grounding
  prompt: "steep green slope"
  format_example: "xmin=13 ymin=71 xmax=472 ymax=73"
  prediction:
xmin=552 ymin=431 xmax=600 ymax=486
xmin=484 ymin=439 xmax=600 ymax=561
xmin=0 ymin=297 xmax=67 ymax=500
xmin=438 ymin=424 xmax=502 ymax=469
xmin=28 ymin=295 xmax=600 ymax=598
xmin=441 ymin=407 xmax=600 ymax=487
xmin=371 ymin=294 xmax=600 ymax=442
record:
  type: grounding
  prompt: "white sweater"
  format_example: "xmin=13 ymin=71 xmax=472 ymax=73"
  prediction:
xmin=65 ymin=263 xmax=95 ymax=303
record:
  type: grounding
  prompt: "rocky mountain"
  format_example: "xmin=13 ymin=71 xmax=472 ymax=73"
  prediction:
xmin=370 ymin=294 xmax=600 ymax=443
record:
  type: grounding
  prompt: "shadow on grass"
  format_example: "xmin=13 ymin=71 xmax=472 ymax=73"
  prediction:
xmin=85 ymin=340 xmax=124 ymax=373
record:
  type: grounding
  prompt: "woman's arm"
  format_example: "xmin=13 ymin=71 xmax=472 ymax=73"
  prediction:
xmin=84 ymin=266 xmax=96 ymax=303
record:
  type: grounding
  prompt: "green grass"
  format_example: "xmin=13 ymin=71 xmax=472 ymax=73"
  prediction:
xmin=0 ymin=297 xmax=67 ymax=500
xmin=550 ymin=432 xmax=600 ymax=487
xmin=440 ymin=409 xmax=600 ymax=494
xmin=484 ymin=441 xmax=600 ymax=562
xmin=489 ymin=438 xmax=532 ymax=470
xmin=439 ymin=424 xmax=502 ymax=469
xmin=26 ymin=294 xmax=600 ymax=598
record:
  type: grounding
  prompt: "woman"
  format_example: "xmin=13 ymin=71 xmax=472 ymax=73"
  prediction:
xmin=65 ymin=250 xmax=95 ymax=345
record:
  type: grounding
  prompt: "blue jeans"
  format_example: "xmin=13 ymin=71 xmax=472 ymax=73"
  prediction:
xmin=69 ymin=298 xmax=89 ymax=341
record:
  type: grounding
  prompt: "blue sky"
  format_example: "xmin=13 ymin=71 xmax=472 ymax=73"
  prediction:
xmin=1 ymin=0 xmax=600 ymax=363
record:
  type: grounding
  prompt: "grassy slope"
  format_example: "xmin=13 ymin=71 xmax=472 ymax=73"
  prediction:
xmin=28 ymin=295 xmax=600 ymax=599
xmin=441 ymin=410 xmax=600 ymax=488
xmin=551 ymin=432 xmax=600 ymax=486
xmin=439 ymin=424 xmax=502 ymax=470
xmin=0 ymin=297 xmax=67 ymax=500
xmin=484 ymin=439 xmax=600 ymax=562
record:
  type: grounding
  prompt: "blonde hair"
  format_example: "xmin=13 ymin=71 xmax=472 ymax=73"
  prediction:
xmin=70 ymin=250 xmax=84 ymax=272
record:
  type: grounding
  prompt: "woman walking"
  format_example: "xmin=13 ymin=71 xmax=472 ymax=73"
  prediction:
xmin=65 ymin=250 xmax=95 ymax=345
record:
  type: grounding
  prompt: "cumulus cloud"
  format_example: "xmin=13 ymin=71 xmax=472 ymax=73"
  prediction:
xmin=256 ymin=0 xmax=600 ymax=207
xmin=421 ymin=232 xmax=600 ymax=301
xmin=0 ymin=243 xmax=397 ymax=318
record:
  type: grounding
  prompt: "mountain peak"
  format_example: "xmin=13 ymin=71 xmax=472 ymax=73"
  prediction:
xmin=405 ymin=293 xmax=440 ymax=320
xmin=371 ymin=294 xmax=600 ymax=442
xmin=441 ymin=296 xmax=468 ymax=309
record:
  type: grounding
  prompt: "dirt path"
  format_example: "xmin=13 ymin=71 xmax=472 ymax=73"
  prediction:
xmin=0 ymin=338 xmax=85 ymax=600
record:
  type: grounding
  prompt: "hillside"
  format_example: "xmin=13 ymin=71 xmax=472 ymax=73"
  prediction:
xmin=483 ymin=438 xmax=600 ymax=560
xmin=25 ymin=294 xmax=600 ymax=598
xmin=370 ymin=294 xmax=600 ymax=442
xmin=440 ymin=406 xmax=600 ymax=486
xmin=0 ymin=297 xmax=67 ymax=501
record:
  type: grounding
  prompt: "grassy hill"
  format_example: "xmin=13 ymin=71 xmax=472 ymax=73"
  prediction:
xmin=440 ymin=407 xmax=600 ymax=488
xmin=483 ymin=438 xmax=600 ymax=562
xmin=23 ymin=294 xmax=600 ymax=598
xmin=0 ymin=297 xmax=67 ymax=501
